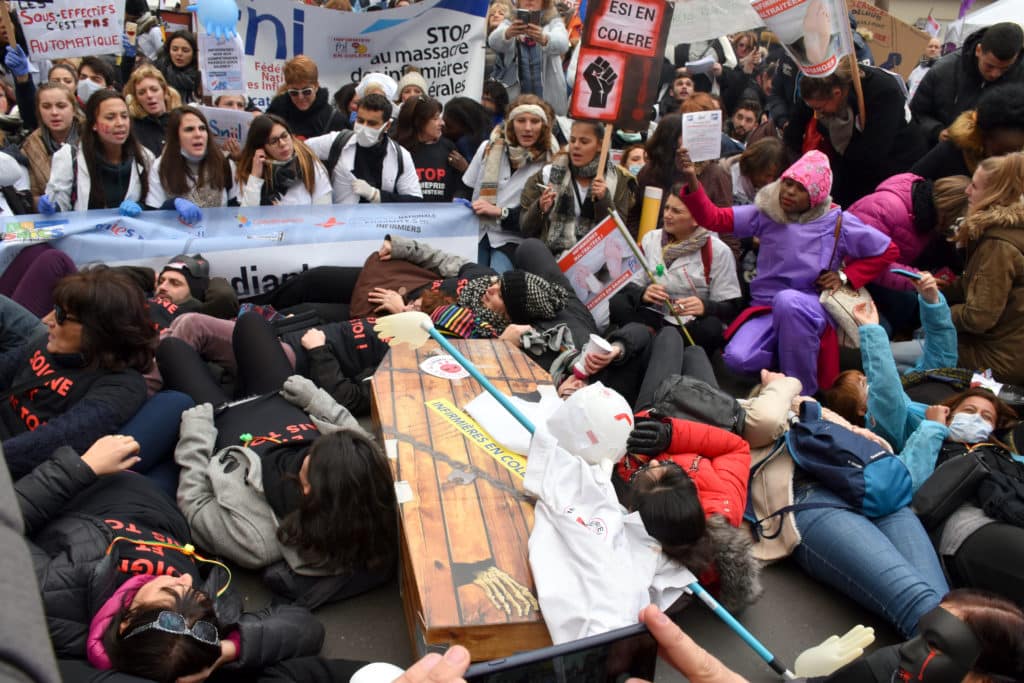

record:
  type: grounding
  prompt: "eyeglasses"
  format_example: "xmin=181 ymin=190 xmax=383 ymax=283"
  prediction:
xmin=287 ymin=87 xmax=315 ymax=98
xmin=628 ymin=459 xmax=682 ymax=483
xmin=124 ymin=610 xmax=219 ymax=645
xmin=266 ymin=130 xmax=291 ymax=147
xmin=53 ymin=303 xmax=79 ymax=325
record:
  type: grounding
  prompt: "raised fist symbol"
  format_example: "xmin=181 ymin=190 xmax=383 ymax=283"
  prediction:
xmin=583 ymin=57 xmax=617 ymax=108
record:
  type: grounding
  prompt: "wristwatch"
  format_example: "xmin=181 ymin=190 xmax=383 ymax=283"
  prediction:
xmin=500 ymin=207 xmax=510 ymax=221
xmin=838 ymin=270 xmax=849 ymax=286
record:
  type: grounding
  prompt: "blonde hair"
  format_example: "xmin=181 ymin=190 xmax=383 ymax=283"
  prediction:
xmin=932 ymin=175 xmax=970 ymax=233
xmin=123 ymin=65 xmax=182 ymax=119
xmin=970 ymin=152 xmax=1024 ymax=216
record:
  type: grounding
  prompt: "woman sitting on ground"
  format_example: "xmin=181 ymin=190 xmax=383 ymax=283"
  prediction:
xmin=519 ymin=119 xmax=637 ymax=256
xmin=609 ymin=182 xmax=743 ymax=356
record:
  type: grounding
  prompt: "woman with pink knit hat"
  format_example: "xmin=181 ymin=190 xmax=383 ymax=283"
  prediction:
xmin=678 ymin=149 xmax=898 ymax=394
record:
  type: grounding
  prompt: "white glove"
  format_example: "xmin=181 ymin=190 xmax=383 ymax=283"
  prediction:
xmin=352 ymin=178 xmax=381 ymax=203
xmin=794 ymin=625 xmax=875 ymax=677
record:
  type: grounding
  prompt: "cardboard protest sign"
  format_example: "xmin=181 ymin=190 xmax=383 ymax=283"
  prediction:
xmin=667 ymin=0 xmax=761 ymax=46
xmin=14 ymin=0 xmax=123 ymax=59
xmin=849 ymin=0 xmax=930 ymax=80
xmin=199 ymin=31 xmax=245 ymax=97
xmin=558 ymin=215 xmax=643 ymax=330
xmin=752 ymin=0 xmax=854 ymax=77
xmin=570 ymin=0 xmax=673 ymax=129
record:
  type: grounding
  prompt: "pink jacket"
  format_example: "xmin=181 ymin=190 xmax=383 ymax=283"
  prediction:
xmin=848 ymin=173 xmax=931 ymax=291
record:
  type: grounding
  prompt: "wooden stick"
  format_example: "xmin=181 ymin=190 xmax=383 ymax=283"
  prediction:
xmin=0 ymin=1 xmax=17 ymax=49
xmin=848 ymin=53 xmax=866 ymax=127
xmin=596 ymin=124 xmax=613 ymax=175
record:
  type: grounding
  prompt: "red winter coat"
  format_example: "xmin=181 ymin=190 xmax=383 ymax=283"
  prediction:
xmin=616 ymin=417 xmax=752 ymax=527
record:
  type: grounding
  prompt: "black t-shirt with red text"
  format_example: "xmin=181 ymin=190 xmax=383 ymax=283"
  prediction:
xmin=411 ymin=138 xmax=464 ymax=202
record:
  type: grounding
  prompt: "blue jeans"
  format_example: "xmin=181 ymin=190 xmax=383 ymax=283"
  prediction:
xmin=121 ymin=390 xmax=194 ymax=498
xmin=791 ymin=483 xmax=948 ymax=638
xmin=478 ymin=235 xmax=515 ymax=274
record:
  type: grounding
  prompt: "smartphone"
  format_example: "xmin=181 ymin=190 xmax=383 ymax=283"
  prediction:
xmin=516 ymin=8 xmax=541 ymax=24
xmin=464 ymin=622 xmax=657 ymax=682
xmin=890 ymin=268 xmax=922 ymax=280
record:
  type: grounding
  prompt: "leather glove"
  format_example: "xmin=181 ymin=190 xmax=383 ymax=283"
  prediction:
xmin=280 ymin=375 xmax=319 ymax=411
xmin=627 ymin=418 xmax=673 ymax=456
xmin=119 ymin=199 xmax=142 ymax=217
xmin=121 ymin=34 xmax=137 ymax=58
xmin=37 ymin=194 xmax=58 ymax=215
xmin=351 ymin=178 xmax=380 ymax=203
xmin=174 ymin=197 xmax=203 ymax=225
xmin=4 ymin=46 xmax=29 ymax=77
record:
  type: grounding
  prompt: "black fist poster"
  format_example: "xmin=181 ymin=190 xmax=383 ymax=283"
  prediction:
xmin=570 ymin=0 xmax=672 ymax=129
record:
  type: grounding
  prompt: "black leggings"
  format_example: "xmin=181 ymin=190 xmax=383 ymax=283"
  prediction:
xmin=946 ymin=521 xmax=1024 ymax=606
xmin=157 ymin=312 xmax=294 ymax=403
xmin=245 ymin=266 xmax=364 ymax=321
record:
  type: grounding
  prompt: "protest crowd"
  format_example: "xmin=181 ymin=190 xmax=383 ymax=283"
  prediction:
xmin=2 ymin=0 xmax=1024 ymax=681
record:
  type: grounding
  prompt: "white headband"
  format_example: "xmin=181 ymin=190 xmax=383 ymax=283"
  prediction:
xmin=508 ymin=104 xmax=548 ymax=124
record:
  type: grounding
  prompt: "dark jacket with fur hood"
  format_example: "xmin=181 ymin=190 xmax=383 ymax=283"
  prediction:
xmin=945 ymin=201 xmax=1024 ymax=383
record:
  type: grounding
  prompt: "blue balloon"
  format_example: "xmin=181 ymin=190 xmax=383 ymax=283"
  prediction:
xmin=187 ymin=0 xmax=240 ymax=40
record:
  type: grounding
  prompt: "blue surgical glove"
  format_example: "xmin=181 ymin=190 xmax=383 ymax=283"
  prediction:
xmin=122 ymin=34 xmax=137 ymax=58
xmin=37 ymin=194 xmax=57 ymax=215
xmin=119 ymin=199 xmax=142 ymax=217
xmin=174 ymin=197 xmax=203 ymax=225
xmin=187 ymin=0 xmax=240 ymax=40
xmin=452 ymin=197 xmax=472 ymax=210
xmin=4 ymin=46 xmax=29 ymax=78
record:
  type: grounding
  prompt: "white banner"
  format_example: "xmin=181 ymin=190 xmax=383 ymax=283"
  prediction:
xmin=0 ymin=203 xmax=479 ymax=299
xmin=752 ymin=0 xmax=854 ymax=77
xmin=15 ymin=0 xmax=124 ymax=60
xmin=667 ymin=0 xmax=761 ymax=47
xmin=238 ymin=0 xmax=488 ymax=110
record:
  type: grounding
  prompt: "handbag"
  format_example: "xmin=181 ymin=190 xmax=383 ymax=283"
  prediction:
xmin=818 ymin=214 xmax=874 ymax=349
xmin=911 ymin=451 xmax=991 ymax=531
xmin=649 ymin=374 xmax=746 ymax=434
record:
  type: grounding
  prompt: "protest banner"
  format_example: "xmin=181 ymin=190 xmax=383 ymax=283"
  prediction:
xmin=14 ymin=0 xmax=123 ymax=60
xmin=569 ymin=0 xmax=673 ymax=130
xmin=667 ymin=0 xmax=762 ymax=47
xmin=558 ymin=215 xmax=643 ymax=330
xmin=199 ymin=31 xmax=246 ymax=97
xmin=751 ymin=0 xmax=854 ymax=77
xmin=0 ymin=204 xmax=478 ymax=298
xmin=849 ymin=0 xmax=930 ymax=80
xmin=157 ymin=9 xmax=194 ymax=34
xmin=197 ymin=105 xmax=254 ymax=149
xmin=237 ymin=0 xmax=487 ymax=110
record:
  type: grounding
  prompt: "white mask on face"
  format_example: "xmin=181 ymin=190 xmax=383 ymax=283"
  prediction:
xmin=947 ymin=412 xmax=994 ymax=444
xmin=353 ymin=122 xmax=385 ymax=147
xmin=77 ymin=79 xmax=104 ymax=103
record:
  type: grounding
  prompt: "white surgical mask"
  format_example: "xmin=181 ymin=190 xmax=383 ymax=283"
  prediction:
xmin=947 ymin=412 xmax=994 ymax=444
xmin=353 ymin=122 xmax=384 ymax=147
xmin=77 ymin=78 xmax=105 ymax=103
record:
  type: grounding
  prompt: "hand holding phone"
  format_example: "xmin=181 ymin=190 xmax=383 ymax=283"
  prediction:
xmin=889 ymin=268 xmax=922 ymax=280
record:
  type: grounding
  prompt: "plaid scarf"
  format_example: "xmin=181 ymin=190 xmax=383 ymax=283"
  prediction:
xmin=661 ymin=228 xmax=710 ymax=268
xmin=517 ymin=40 xmax=544 ymax=99
xmin=546 ymin=158 xmax=619 ymax=254
xmin=457 ymin=275 xmax=509 ymax=335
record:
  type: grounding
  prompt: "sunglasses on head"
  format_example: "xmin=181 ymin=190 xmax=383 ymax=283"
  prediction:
xmin=287 ymin=87 xmax=314 ymax=97
xmin=53 ymin=303 xmax=78 ymax=325
xmin=125 ymin=610 xmax=219 ymax=646
xmin=628 ymin=459 xmax=682 ymax=483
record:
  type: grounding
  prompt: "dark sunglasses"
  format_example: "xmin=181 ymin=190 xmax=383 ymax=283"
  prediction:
xmin=287 ymin=87 xmax=314 ymax=97
xmin=53 ymin=303 xmax=79 ymax=325
xmin=124 ymin=610 xmax=219 ymax=645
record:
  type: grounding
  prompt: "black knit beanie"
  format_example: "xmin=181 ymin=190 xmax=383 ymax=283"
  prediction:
xmin=161 ymin=253 xmax=211 ymax=300
xmin=499 ymin=270 xmax=569 ymax=323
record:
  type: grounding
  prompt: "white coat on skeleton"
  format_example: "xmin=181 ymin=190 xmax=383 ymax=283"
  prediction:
xmin=525 ymin=382 xmax=697 ymax=644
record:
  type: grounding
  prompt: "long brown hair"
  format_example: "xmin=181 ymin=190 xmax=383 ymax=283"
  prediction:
xmin=159 ymin=106 xmax=230 ymax=196
xmin=80 ymin=91 xmax=150 ymax=209
xmin=236 ymin=114 xmax=320 ymax=195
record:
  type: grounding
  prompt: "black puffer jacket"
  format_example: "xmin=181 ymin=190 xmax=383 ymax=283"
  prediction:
xmin=17 ymin=448 xmax=324 ymax=671
xmin=266 ymin=88 xmax=347 ymax=140
xmin=910 ymin=27 xmax=1024 ymax=146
